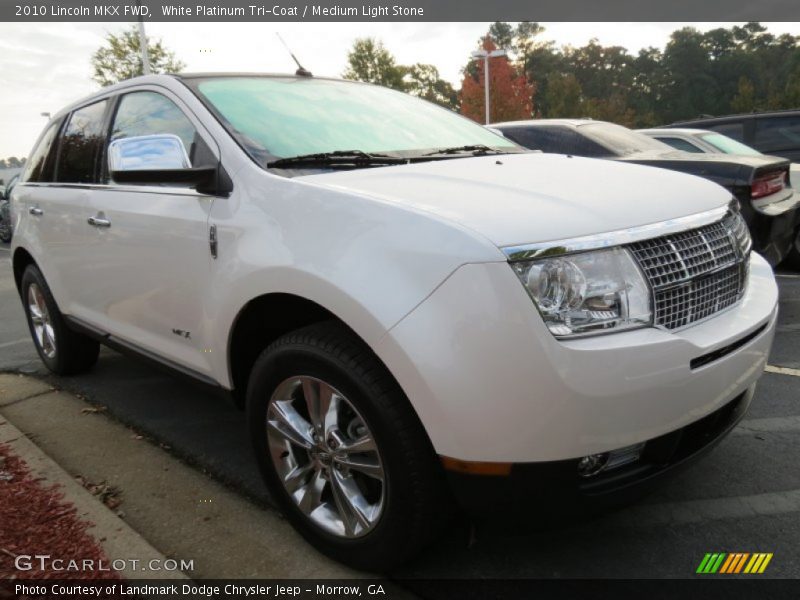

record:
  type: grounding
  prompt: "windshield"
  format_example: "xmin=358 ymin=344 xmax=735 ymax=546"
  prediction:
xmin=699 ymin=132 xmax=762 ymax=156
xmin=189 ymin=76 xmax=518 ymax=168
xmin=578 ymin=122 xmax=670 ymax=156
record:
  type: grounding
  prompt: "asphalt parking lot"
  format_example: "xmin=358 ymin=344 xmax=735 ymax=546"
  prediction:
xmin=0 ymin=241 xmax=799 ymax=581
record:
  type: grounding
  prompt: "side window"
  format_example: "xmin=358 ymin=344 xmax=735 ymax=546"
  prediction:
xmin=502 ymin=127 xmax=560 ymax=152
xmin=56 ymin=100 xmax=109 ymax=184
xmin=502 ymin=126 xmax=609 ymax=157
xmin=23 ymin=119 xmax=61 ymax=183
xmin=110 ymin=91 xmax=197 ymax=164
xmin=56 ymin=100 xmax=108 ymax=183
xmin=656 ymin=137 xmax=704 ymax=153
xmin=708 ymin=122 xmax=744 ymax=142
xmin=753 ymin=116 xmax=800 ymax=152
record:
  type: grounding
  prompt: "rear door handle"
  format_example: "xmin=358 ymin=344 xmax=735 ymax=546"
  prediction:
xmin=87 ymin=214 xmax=111 ymax=228
xmin=29 ymin=206 xmax=43 ymax=216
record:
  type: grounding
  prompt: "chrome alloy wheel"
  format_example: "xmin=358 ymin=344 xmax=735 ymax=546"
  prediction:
xmin=27 ymin=283 xmax=56 ymax=359
xmin=267 ymin=376 xmax=385 ymax=538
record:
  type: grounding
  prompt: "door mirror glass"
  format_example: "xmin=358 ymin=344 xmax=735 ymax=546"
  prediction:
xmin=108 ymin=134 xmax=191 ymax=172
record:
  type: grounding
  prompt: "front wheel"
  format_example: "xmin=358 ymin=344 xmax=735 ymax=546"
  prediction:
xmin=246 ymin=322 xmax=449 ymax=571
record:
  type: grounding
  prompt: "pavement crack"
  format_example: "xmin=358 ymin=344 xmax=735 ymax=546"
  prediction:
xmin=0 ymin=388 xmax=58 ymax=409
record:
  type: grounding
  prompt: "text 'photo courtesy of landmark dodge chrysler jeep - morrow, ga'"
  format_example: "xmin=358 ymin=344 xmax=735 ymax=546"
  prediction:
xmin=10 ymin=74 xmax=777 ymax=571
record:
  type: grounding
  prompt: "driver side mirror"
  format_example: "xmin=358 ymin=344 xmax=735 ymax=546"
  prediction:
xmin=108 ymin=134 xmax=226 ymax=195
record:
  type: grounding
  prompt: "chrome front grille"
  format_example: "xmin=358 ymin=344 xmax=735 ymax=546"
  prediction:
xmin=628 ymin=209 xmax=751 ymax=330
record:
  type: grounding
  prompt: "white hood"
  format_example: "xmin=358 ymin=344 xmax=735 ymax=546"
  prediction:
xmin=299 ymin=153 xmax=732 ymax=247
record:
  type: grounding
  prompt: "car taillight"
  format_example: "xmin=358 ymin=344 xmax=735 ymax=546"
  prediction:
xmin=751 ymin=171 xmax=786 ymax=199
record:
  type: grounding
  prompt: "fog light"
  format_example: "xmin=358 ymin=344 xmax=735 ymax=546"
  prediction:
xmin=577 ymin=453 xmax=609 ymax=477
xmin=605 ymin=442 xmax=645 ymax=471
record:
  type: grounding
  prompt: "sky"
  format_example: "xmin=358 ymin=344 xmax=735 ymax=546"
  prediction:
xmin=2 ymin=21 xmax=800 ymax=158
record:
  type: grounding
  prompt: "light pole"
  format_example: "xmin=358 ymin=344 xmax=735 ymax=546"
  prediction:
xmin=471 ymin=48 xmax=507 ymax=124
xmin=136 ymin=0 xmax=151 ymax=75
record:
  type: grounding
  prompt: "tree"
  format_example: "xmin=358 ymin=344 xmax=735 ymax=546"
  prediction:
xmin=342 ymin=38 xmax=405 ymax=90
xmin=487 ymin=22 xmax=515 ymax=50
xmin=91 ymin=26 xmax=185 ymax=87
xmin=544 ymin=73 xmax=584 ymax=117
xmin=403 ymin=64 xmax=458 ymax=109
xmin=6 ymin=157 xmax=23 ymax=168
xmin=731 ymin=76 xmax=756 ymax=113
xmin=460 ymin=37 xmax=534 ymax=123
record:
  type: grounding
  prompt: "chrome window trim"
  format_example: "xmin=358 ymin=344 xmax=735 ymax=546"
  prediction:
xmin=502 ymin=203 xmax=732 ymax=262
xmin=17 ymin=181 xmax=214 ymax=199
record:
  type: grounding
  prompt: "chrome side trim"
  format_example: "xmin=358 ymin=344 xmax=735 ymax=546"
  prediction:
xmin=19 ymin=182 xmax=214 ymax=199
xmin=502 ymin=204 xmax=731 ymax=262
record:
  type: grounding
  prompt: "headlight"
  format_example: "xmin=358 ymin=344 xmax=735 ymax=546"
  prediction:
xmin=511 ymin=247 xmax=652 ymax=338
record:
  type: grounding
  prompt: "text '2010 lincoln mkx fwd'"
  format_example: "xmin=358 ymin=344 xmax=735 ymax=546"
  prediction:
xmin=10 ymin=74 xmax=777 ymax=571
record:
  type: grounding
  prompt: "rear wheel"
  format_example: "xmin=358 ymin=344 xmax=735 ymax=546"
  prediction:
xmin=20 ymin=265 xmax=99 ymax=375
xmin=246 ymin=322 xmax=448 ymax=571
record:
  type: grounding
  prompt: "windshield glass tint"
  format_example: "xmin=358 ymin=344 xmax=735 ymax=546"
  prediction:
xmin=579 ymin=122 xmax=669 ymax=156
xmin=193 ymin=77 xmax=517 ymax=163
xmin=700 ymin=132 xmax=762 ymax=156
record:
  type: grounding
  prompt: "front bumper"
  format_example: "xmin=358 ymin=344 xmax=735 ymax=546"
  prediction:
xmin=375 ymin=252 xmax=778 ymax=464
xmin=445 ymin=385 xmax=753 ymax=513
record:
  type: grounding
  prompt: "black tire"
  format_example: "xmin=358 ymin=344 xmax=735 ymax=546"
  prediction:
xmin=20 ymin=264 xmax=99 ymax=375
xmin=246 ymin=321 xmax=449 ymax=571
xmin=0 ymin=201 xmax=11 ymax=243
xmin=782 ymin=226 xmax=800 ymax=270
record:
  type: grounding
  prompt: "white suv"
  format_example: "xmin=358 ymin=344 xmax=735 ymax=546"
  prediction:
xmin=11 ymin=74 xmax=778 ymax=570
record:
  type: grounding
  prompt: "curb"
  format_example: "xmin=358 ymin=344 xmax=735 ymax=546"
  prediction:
xmin=0 ymin=416 xmax=189 ymax=581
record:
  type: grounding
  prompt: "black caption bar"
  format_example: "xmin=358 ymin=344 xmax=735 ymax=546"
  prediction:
xmin=4 ymin=0 xmax=800 ymax=22
xmin=2 ymin=579 xmax=800 ymax=600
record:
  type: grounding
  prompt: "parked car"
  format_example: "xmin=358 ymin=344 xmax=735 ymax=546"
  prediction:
xmin=13 ymin=75 xmax=777 ymax=570
xmin=492 ymin=119 xmax=799 ymax=266
xmin=638 ymin=127 xmax=800 ymax=191
xmin=0 ymin=172 xmax=18 ymax=243
xmin=667 ymin=110 xmax=800 ymax=162
xmin=639 ymin=128 xmax=800 ymax=267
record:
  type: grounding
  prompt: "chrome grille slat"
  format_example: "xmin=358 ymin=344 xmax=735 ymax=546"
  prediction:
xmin=628 ymin=210 xmax=751 ymax=330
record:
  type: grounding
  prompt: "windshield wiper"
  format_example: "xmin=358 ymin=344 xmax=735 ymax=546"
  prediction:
xmin=267 ymin=150 xmax=407 ymax=169
xmin=421 ymin=144 xmax=507 ymax=157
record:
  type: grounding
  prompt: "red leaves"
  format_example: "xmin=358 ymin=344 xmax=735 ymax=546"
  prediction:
xmin=460 ymin=37 xmax=535 ymax=124
xmin=0 ymin=443 xmax=119 ymax=581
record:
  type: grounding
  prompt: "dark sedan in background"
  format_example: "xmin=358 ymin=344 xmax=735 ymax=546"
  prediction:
xmin=492 ymin=119 xmax=799 ymax=266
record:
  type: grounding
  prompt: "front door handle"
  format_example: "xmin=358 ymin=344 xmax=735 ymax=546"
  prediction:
xmin=87 ymin=214 xmax=111 ymax=228
xmin=29 ymin=206 xmax=43 ymax=216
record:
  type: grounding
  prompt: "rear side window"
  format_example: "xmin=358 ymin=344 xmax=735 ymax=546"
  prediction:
xmin=753 ymin=116 xmax=800 ymax=152
xmin=708 ymin=122 xmax=745 ymax=142
xmin=110 ymin=91 xmax=197 ymax=161
xmin=23 ymin=120 xmax=61 ymax=183
xmin=502 ymin=126 xmax=610 ymax=157
xmin=656 ymin=137 xmax=704 ymax=153
xmin=56 ymin=100 xmax=109 ymax=183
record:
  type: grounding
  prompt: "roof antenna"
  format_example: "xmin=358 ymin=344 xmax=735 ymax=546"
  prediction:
xmin=276 ymin=33 xmax=313 ymax=77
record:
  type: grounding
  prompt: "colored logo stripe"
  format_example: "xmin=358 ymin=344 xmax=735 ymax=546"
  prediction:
xmin=697 ymin=553 xmax=773 ymax=574
xmin=720 ymin=553 xmax=748 ymax=573
xmin=697 ymin=553 xmax=726 ymax=573
xmin=744 ymin=553 xmax=773 ymax=574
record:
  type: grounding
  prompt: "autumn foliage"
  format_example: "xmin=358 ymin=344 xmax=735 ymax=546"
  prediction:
xmin=460 ymin=37 xmax=534 ymax=123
